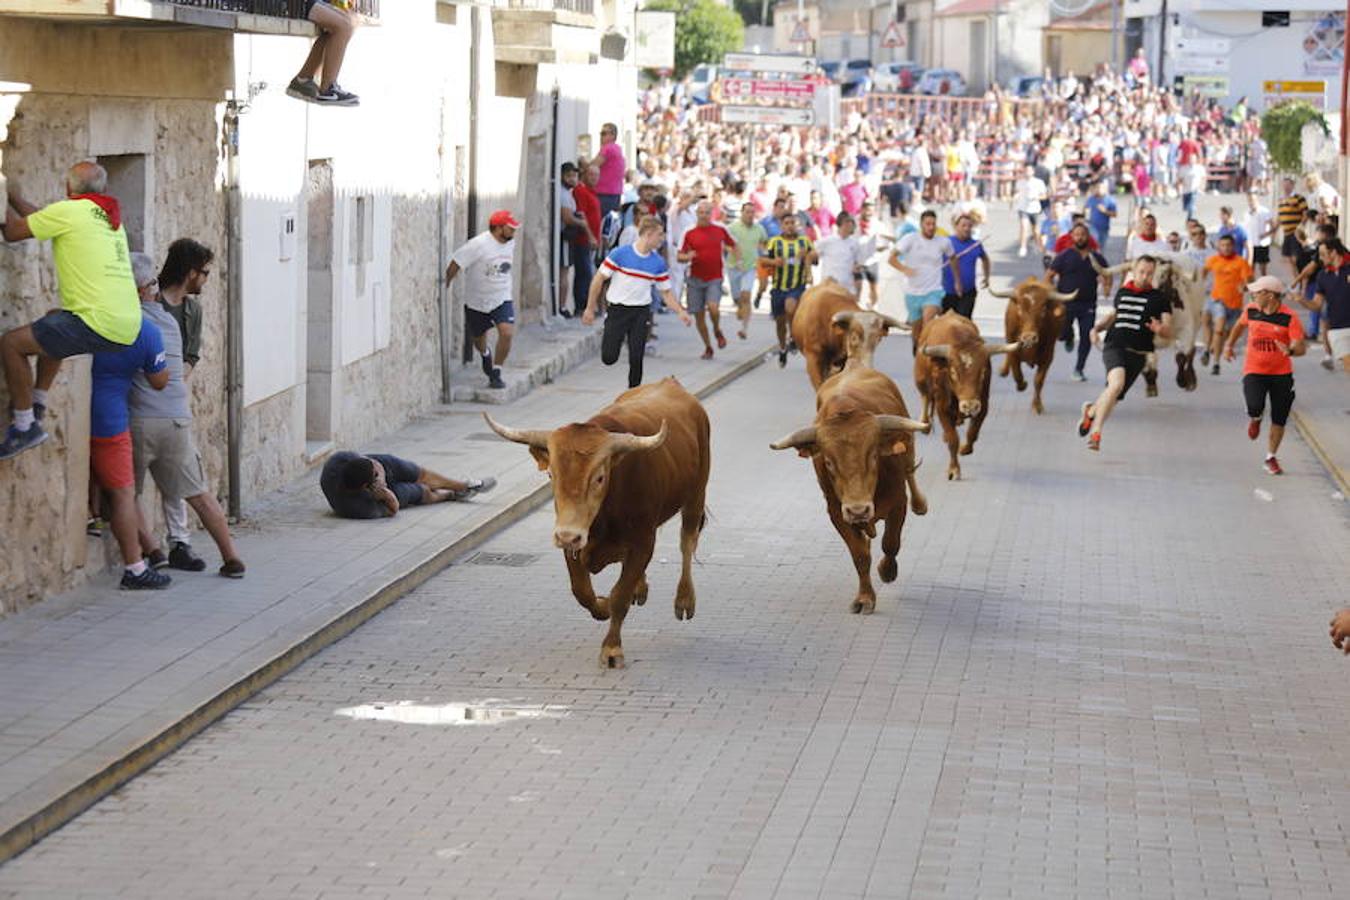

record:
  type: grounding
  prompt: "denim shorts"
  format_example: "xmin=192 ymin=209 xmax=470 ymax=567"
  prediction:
xmin=465 ymin=301 xmax=515 ymax=337
xmin=727 ymin=268 xmax=754 ymax=298
xmin=1204 ymin=298 xmax=1240 ymax=327
xmin=684 ymin=277 xmax=723 ymax=314
xmin=904 ymin=290 xmax=945 ymax=321
xmin=31 ymin=309 xmax=129 ymax=359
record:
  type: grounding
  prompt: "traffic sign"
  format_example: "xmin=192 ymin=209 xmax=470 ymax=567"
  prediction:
xmin=881 ymin=21 xmax=905 ymax=50
xmin=722 ymin=52 xmax=817 ymax=76
xmin=1262 ymin=79 xmax=1327 ymax=110
xmin=790 ymin=18 xmax=811 ymax=44
xmin=720 ymin=105 xmax=815 ymax=126
xmin=719 ymin=78 xmax=816 ymax=101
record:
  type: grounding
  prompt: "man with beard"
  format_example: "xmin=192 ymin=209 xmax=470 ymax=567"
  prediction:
xmin=1049 ymin=222 xmax=1111 ymax=382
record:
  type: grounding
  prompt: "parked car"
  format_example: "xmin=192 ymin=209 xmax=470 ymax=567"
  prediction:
xmin=873 ymin=61 xmax=924 ymax=93
xmin=1007 ymin=75 xmax=1046 ymax=98
xmin=915 ymin=68 xmax=967 ymax=96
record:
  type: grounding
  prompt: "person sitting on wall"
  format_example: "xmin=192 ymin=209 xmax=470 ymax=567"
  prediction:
xmin=320 ymin=451 xmax=496 ymax=520
xmin=285 ymin=0 xmax=361 ymax=107
xmin=1 ymin=162 xmax=143 ymax=460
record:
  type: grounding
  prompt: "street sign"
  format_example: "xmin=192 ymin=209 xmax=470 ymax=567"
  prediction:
xmin=881 ymin=21 xmax=905 ymax=50
xmin=722 ymin=52 xmax=817 ymax=76
xmin=790 ymin=18 xmax=812 ymax=45
xmin=719 ymin=78 xmax=816 ymax=101
xmin=1173 ymin=36 xmax=1230 ymax=56
xmin=1180 ymin=75 xmax=1229 ymax=98
xmin=720 ymin=105 xmax=815 ymax=126
xmin=1172 ymin=55 xmax=1228 ymax=75
xmin=1263 ymin=79 xmax=1327 ymax=110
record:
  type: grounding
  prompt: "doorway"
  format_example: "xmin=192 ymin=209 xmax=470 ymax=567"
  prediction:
xmin=305 ymin=159 xmax=335 ymax=449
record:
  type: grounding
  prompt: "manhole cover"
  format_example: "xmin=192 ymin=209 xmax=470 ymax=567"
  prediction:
xmin=467 ymin=551 xmax=540 ymax=567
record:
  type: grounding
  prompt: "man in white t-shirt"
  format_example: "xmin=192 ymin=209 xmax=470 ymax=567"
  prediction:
xmin=1015 ymin=164 xmax=1048 ymax=258
xmin=1126 ymin=212 xmax=1169 ymax=262
xmin=1307 ymin=172 xmax=1341 ymax=217
xmin=814 ymin=212 xmax=865 ymax=296
xmin=1243 ymin=190 xmax=1277 ymax=275
xmin=446 ymin=210 xmax=519 ymax=389
xmin=889 ymin=209 xmax=950 ymax=348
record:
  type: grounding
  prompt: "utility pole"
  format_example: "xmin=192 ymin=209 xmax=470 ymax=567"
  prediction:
xmin=992 ymin=0 xmax=1000 ymax=89
xmin=1110 ymin=0 xmax=1120 ymax=70
xmin=1158 ymin=0 xmax=1169 ymax=91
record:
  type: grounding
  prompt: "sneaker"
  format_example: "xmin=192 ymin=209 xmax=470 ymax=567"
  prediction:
xmin=716 ymin=332 xmax=727 ymax=349
xmin=480 ymin=353 xmax=495 ymax=377
xmin=1201 ymin=349 xmax=1211 ymax=366
xmin=1263 ymin=456 xmax=1283 ymax=476
xmin=1087 ymin=432 xmax=1101 ymax=452
xmin=285 ymin=76 xmax=319 ymax=102
xmin=1322 ymin=356 xmax=1335 ymax=371
xmin=488 ymin=369 xmax=506 ymax=389
xmin=145 ymin=549 xmax=169 ymax=570
xmin=219 ymin=559 xmax=246 ymax=579
xmin=1071 ymin=369 xmax=1086 ymax=382
xmin=86 ymin=517 xmax=104 ymax=538
xmin=701 ymin=347 xmax=714 ymax=360
xmin=753 ymin=294 xmax=762 ymax=310
xmin=778 ymin=350 xmax=788 ymax=369
xmin=1210 ymin=363 xmax=1220 ymax=376
xmin=1247 ymin=419 xmax=1261 ymax=441
xmin=314 ymin=83 xmax=360 ymax=107
xmin=1064 ymin=333 xmax=1075 ymax=353
xmin=1077 ymin=402 xmax=1095 ymax=437
xmin=0 ymin=423 xmax=49 ymax=460
xmin=120 ymin=567 xmax=172 ymax=591
xmin=168 ymin=542 xmax=207 ymax=572
xmin=456 ymin=476 xmax=497 ymax=500
xmin=787 ymin=340 xmax=798 ymax=354
xmin=1018 ymin=246 xmax=1027 ymax=257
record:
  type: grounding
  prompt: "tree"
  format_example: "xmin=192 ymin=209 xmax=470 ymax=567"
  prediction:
xmin=646 ymin=0 xmax=745 ymax=77
xmin=1260 ymin=101 xmax=1328 ymax=173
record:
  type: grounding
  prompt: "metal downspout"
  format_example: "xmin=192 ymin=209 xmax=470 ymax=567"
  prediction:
xmin=224 ymin=100 xmax=243 ymax=520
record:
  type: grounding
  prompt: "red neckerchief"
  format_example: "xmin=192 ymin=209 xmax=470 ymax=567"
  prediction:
xmin=69 ymin=193 xmax=122 ymax=230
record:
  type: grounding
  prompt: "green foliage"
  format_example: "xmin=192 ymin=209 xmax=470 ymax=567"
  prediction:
xmin=1260 ymin=101 xmax=1329 ymax=173
xmin=646 ymin=0 xmax=746 ymax=77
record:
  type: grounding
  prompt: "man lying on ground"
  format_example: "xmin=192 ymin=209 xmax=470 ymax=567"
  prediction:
xmin=320 ymin=452 xmax=495 ymax=519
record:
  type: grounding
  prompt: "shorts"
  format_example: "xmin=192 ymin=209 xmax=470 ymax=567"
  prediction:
xmin=727 ymin=268 xmax=754 ymax=298
xmin=1019 ymin=210 xmax=1040 ymax=227
xmin=559 ymin=238 xmax=573 ymax=268
xmin=756 ymin=258 xmax=775 ymax=281
xmin=860 ymin=264 xmax=879 ymax=284
xmin=1205 ymin=298 xmax=1241 ymax=327
xmin=1101 ymin=344 xmax=1148 ymax=399
xmin=1281 ymin=233 xmax=1302 ymax=258
xmin=91 ymin=431 xmax=135 ymax=491
xmin=1253 ymin=245 xmax=1270 ymax=265
xmin=321 ymin=452 xmax=425 ymax=520
xmin=770 ymin=287 xmax=804 ymax=318
xmin=131 ymin=417 xmax=208 ymax=501
xmin=1242 ymin=373 xmax=1295 ymax=427
xmin=1329 ymin=327 xmax=1350 ymax=359
xmin=685 ymin=276 xmax=723 ymax=314
xmin=904 ymin=290 xmax=945 ymax=321
xmin=941 ymin=290 xmax=977 ymax=319
xmin=465 ymin=301 xmax=515 ymax=337
xmin=31 ymin=309 xmax=129 ymax=359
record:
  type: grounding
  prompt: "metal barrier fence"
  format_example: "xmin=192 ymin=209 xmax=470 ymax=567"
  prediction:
xmin=161 ymin=1 xmax=381 ymax=18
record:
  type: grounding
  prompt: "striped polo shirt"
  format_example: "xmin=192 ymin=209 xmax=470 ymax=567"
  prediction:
xmin=1277 ymin=193 xmax=1307 ymax=236
xmin=765 ymin=234 xmax=814 ymax=292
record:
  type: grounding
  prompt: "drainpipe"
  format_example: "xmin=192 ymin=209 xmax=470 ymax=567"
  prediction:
xmin=223 ymin=100 xmax=244 ymax=519
xmin=549 ymin=86 xmax=559 ymax=317
xmin=436 ymin=93 xmax=453 ymax=404
xmin=463 ymin=1 xmax=482 ymax=364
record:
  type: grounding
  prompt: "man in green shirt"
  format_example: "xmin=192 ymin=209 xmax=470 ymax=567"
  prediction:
xmin=727 ymin=203 xmax=767 ymax=340
xmin=2 ymin=162 xmax=141 ymax=460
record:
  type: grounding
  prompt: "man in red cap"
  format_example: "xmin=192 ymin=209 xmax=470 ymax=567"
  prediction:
xmin=446 ymin=210 xmax=519 ymax=389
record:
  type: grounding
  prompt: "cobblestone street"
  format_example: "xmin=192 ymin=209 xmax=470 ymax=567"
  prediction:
xmin=2 ymin=283 xmax=1348 ymax=898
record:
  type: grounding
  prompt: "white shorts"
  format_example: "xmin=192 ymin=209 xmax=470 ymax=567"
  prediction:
xmin=1329 ymin=327 xmax=1350 ymax=359
xmin=727 ymin=268 xmax=754 ymax=298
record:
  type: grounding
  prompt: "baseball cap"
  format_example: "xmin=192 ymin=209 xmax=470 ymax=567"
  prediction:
xmin=489 ymin=209 xmax=521 ymax=228
xmin=1247 ymin=275 xmax=1285 ymax=294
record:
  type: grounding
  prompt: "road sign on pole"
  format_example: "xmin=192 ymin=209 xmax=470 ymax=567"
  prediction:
xmin=790 ymin=18 xmax=812 ymax=45
xmin=881 ymin=21 xmax=905 ymax=50
xmin=721 ymin=105 xmax=816 ymax=126
xmin=722 ymin=52 xmax=817 ymax=75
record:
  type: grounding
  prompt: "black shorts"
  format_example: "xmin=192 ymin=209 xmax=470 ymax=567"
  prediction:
xmin=941 ymin=290 xmax=977 ymax=319
xmin=1019 ymin=211 xmax=1040 ymax=227
xmin=320 ymin=451 xmax=424 ymax=519
xmin=31 ymin=309 xmax=130 ymax=359
xmin=1242 ymin=373 xmax=1295 ymax=426
xmin=1253 ymin=245 xmax=1270 ymax=265
xmin=465 ymin=301 xmax=515 ymax=337
xmin=860 ymin=266 xmax=878 ymax=284
xmin=1102 ymin=344 xmax=1148 ymax=399
xmin=1281 ymin=233 xmax=1302 ymax=259
xmin=770 ymin=287 xmax=805 ymax=318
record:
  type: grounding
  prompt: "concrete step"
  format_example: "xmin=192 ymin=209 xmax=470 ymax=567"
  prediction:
xmin=450 ymin=319 xmax=601 ymax=404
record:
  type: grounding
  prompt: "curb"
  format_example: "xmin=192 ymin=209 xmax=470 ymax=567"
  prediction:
xmin=451 ymin=326 xmax=602 ymax=405
xmin=0 ymin=345 xmax=770 ymax=865
xmin=1291 ymin=409 xmax=1350 ymax=497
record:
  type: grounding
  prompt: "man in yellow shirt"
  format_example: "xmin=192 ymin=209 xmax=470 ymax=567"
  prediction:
xmin=1202 ymin=233 xmax=1254 ymax=377
xmin=1 ymin=161 xmax=141 ymax=459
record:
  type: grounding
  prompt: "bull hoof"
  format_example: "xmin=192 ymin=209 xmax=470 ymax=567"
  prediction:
xmin=959 ymin=442 xmax=974 ymax=456
xmin=633 ymin=578 xmax=649 ymax=606
xmin=947 ymin=466 xmax=960 ymax=481
xmin=1032 ymin=398 xmax=1044 ymax=415
xmin=878 ymin=556 xmax=898 ymax=583
xmin=599 ymin=645 xmax=626 ymax=669
xmin=910 ymin=494 xmax=928 ymax=516
xmin=1014 ymin=381 xmax=1027 ymax=393
xmin=674 ymin=592 xmax=696 ymax=621
xmin=850 ymin=594 xmax=877 ymax=615
xmin=1146 ymin=383 xmax=1159 ymax=398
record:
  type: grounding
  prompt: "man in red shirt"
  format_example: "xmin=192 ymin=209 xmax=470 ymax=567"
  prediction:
xmin=1222 ymin=275 xmax=1306 ymax=475
xmin=571 ymin=164 xmax=603 ymax=316
xmin=1052 ymin=213 xmax=1099 ymax=254
xmin=677 ymin=199 xmax=736 ymax=359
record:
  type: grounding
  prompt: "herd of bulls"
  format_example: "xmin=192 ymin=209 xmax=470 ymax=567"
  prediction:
xmin=484 ymin=266 xmax=1208 ymax=667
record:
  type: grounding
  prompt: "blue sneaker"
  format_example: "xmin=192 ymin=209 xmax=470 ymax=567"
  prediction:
xmin=0 ymin=423 xmax=49 ymax=460
xmin=120 ymin=567 xmax=172 ymax=591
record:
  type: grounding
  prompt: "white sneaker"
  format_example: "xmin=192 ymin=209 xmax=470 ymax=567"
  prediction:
xmin=1017 ymin=246 xmax=1027 ymax=257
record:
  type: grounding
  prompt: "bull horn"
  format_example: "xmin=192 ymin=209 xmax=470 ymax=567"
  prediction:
xmin=483 ymin=412 xmax=550 ymax=449
xmin=876 ymin=414 xmax=931 ymax=435
xmin=986 ymin=285 xmax=1017 ymax=299
xmin=830 ymin=310 xmax=856 ymax=328
xmin=879 ymin=313 xmax=910 ymax=332
xmin=608 ymin=420 xmax=669 ymax=453
xmin=921 ymin=344 xmax=951 ymax=359
xmin=1049 ymin=288 xmax=1078 ymax=302
xmin=769 ymin=425 xmax=818 ymax=451
xmin=987 ymin=342 xmax=1022 ymax=356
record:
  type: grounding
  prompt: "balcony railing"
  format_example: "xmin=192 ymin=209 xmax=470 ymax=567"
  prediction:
xmin=502 ymin=0 xmax=594 ymax=15
xmin=161 ymin=0 xmax=380 ymax=18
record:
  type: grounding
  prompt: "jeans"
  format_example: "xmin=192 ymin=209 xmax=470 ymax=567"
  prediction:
xmin=1063 ymin=301 xmax=1096 ymax=373
xmin=1182 ymin=191 xmax=1196 ymax=220
xmin=601 ymin=304 xmax=652 ymax=388
xmin=598 ymin=193 xmax=621 ymax=220
xmin=571 ymin=244 xmax=595 ymax=316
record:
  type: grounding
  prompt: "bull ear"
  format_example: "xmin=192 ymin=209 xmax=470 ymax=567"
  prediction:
xmin=528 ymin=446 xmax=551 ymax=471
xmin=880 ymin=439 xmax=908 ymax=457
xmin=770 ymin=425 xmax=818 ymax=458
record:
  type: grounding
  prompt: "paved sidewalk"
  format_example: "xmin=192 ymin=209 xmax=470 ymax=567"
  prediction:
xmin=0 ymin=307 xmax=772 ymax=860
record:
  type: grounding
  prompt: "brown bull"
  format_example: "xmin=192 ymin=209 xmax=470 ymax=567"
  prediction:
xmin=914 ymin=311 xmax=1020 ymax=480
xmin=992 ymin=277 xmax=1077 ymax=414
xmin=485 ymin=377 xmax=710 ymax=669
xmin=770 ymin=367 xmax=930 ymax=614
xmin=791 ymin=282 xmax=907 ymax=388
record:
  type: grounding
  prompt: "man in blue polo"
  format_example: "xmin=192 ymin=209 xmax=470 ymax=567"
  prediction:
xmin=941 ymin=213 xmax=989 ymax=319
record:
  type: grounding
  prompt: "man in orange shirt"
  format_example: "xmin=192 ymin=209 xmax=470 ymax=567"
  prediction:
xmin=1222 ymin=275 xmax=1306 ymax=476
xmin=1203 ymin=234 xmax=1253 ymax=376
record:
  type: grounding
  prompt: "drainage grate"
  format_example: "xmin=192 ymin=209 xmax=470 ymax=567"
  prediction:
xmin=467 ymin=552 xmax=541 ymax=567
